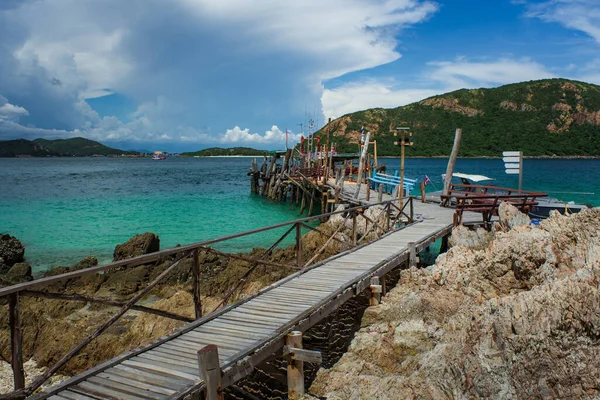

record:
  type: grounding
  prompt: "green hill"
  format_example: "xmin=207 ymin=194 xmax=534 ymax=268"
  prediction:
xmin=314 ymin=78 xmax=600 ymax=157
xmin=181 ymin=147 xmax=269 ymax=157
xmin=0 ymin=137 xmax=135 ymax=157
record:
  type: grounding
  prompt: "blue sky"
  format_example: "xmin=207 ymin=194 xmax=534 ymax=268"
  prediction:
xmin=0 ymin=0 xmax=599 ymax=152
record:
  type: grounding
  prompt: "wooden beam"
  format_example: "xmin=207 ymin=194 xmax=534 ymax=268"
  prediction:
xmin=198 ymin=345 xmax=223 ymax=400
xmin=369 ymin=276 xmax=382 ymax=306
xmin=286 ymin=331 xmax=304 ymax=399
xmin=282 ymin=346 xmax=322 ymax=364
xmin=442 ymin=128 xmax=462 ymax=204
xmin=8 ymin=293 xmax=24 ymax=391
xmin=192 ymin=249 xmax=202 ymax=319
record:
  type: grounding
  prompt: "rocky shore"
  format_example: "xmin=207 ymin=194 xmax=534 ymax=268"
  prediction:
xmin=307 ymin=204 xmax=600 ymax=399
xmin=0 ymin=208 xmax=386 ymax=394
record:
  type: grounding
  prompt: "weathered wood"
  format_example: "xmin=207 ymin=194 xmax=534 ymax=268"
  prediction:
xmin=409 ymin=242 xmax=417 ymax=268
xmin=21 ymin=290 xmax=193 ymax=322
xmin=295 ymin=223 xmax=302 ymax=268
xmin=369 ymin=276 xmax=381 ymax=306
xmin=353 ymin=131 xmax=370 ymax=198
xmin=286 ymin=331 xmax=304 ymax=399
xmin=442 ymin=128 xmax=462 ymax=203
xmin=26 ymin=252 xmax=192 ymax=395
xmin=282 ymin=346 xmax=322 ymax=364
xmin=193 ymin=248 xmax=202 ymax=319
xmin=198 ymin=345 xmax=223 ymax=400
xmin=9 ymin=293 xmax=24 ymax=391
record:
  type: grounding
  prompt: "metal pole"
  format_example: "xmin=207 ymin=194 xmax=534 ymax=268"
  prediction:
xmin=518 ymin=151 xmax=523 ymax=193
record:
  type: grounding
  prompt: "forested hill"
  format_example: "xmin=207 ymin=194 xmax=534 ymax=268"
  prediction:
xmin=0 ymin=137 xmax=135 ymax=157
xmin=315 ymin=78 xmax=600 ymax=157
xmin=181 ymin=147 xmax=268 ymax=156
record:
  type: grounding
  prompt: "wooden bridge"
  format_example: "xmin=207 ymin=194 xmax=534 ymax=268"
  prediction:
xmin=1 ymin=194 xmax=482 ymax=400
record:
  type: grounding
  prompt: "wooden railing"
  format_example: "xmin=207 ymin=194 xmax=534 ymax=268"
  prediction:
xmin=440 ymin=183 xmax=547 ymax=225
xmin=0 ymin=198 xmax=415 ymax=399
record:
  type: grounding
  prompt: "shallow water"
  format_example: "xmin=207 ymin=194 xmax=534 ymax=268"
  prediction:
xmin=0 ymin=156 xmax=597 ymax=272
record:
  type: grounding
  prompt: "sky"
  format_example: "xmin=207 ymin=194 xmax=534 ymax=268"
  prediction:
xmin=0 ymin=0 xmax=599 ymax=153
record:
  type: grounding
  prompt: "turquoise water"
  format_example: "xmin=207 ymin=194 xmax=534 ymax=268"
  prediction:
xmin=0 ymin=157 xmax=598 ymax=273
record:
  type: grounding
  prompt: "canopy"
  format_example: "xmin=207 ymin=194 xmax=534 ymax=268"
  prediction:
xmin=441 ymin=172 xmax=494 ymax=182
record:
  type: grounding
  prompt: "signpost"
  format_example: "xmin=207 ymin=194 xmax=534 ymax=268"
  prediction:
xmin=503 ymin=151 xmax=523 ymax=192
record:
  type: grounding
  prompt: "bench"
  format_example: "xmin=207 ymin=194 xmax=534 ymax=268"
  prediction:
xmin=368 ymin=171 xmax=418 ymax=196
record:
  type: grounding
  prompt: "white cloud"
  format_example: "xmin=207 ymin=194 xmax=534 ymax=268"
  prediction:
xmin=426 ymin=58 xmax=556 ymax=88
xmin=322 ymin=80 xmax=439 ymax=119
xmin=221 ymin=126 xmax=302 ymax=146
xmin=0 ymin=98 xmax=29 ymax=121
xmin=525 ymin=0 xmax=600 ymax=43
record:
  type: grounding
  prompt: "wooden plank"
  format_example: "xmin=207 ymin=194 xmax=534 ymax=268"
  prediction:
xmin=207 ymin=319 xmax=275 ymax=335
xmin=163 ymin=339 xmax=237 ymax=357
xmin=239 ymin=304 xmax=301 ymax=317
xmin=149 ymin=347 xmax=199 ymax=362
xmin=193 ymin=325 xmax=266 ymax=341
xmin=87 ymin=376 xmax=167 ymax=399
xmin=73 ymin=380 xmax=147 ymax=400
xmin=97 ymin=371 xmax=176 ymax=395
xmin=112 ymin=364 xmax=188 ymax=388
xmin=185 ymin=329 xmax=258 ymax=346
xmin=55 ymin=390 xmax=99 ymax=400
xmin=137 ymin=352 xmax=198 ymax=371
xmin=172 ymin=335 xmax=243 ymax=353
xmin=122 ymin=359 xmax=198 ymax=381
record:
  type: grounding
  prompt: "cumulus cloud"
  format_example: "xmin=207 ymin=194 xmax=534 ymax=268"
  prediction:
xmin=0 ymin=96 xmax=29 ymax=121
xmin=525 ymin=0 xmax=600 ymax=43
xmin=221 ymin=126 xmax=302 ymax=146
xmin=0 ymin=0 xmax=438 ymax=149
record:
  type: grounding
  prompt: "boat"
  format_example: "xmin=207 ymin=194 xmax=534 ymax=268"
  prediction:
xmin=434 ymin=172 xmax=589 ymax=219
xmin=152 ymin=151 xmax=167 ymax=160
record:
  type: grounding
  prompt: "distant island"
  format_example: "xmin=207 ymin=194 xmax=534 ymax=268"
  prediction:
xmin=181 ymin=147 xmax=270 ymax=157
xmin=0 ymin=137 xmax=137 ymax=157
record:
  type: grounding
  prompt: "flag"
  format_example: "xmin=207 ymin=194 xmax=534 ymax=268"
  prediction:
xmin=423 ymin=175 xmax=431 ymax=186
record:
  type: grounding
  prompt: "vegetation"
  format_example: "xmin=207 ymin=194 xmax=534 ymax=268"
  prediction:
xmin=312 ymin=78 xmax=600 ymax=157
xmin=0 ymin=137 xmax=135 ymax=157
xmin=181 ymin=147 xmax=270 ymax=157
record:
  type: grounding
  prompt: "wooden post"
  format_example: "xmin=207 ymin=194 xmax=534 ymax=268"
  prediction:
xmin=192 ymin=248 xmax=202 ymax=319
xmin=369 ymin=276 xmax=382 ymax=306
xmin=409 ymin=242 xmax=417 ymax=268
xmin=9 ymin=293 xmax=25 ymax=391
xmin=352 ymin=211 xmax=357 ymax=246
xmin=286 ymin=331 xmax=304 ymax=399
xmin=442 ymin=128 xmax=462 ymax=203
xmin=353 ymin=131 xmax=370 ymax=198
xmin=440 ymin=235 xmax=449 ymax=253
xmin=366 ymin=178 xmax=371 ymax=201
xmin=399 ymin=132 xmax=405 ymax=203
xmin=198 ymin=345 xmax=223 ymax=400
xmin=377 ymin=183 xmax=383 ymax=202
xmin=420 ymin=181 xmax=426 ymax=203
xmin=295 ymin=223 xmax=302 ymax=268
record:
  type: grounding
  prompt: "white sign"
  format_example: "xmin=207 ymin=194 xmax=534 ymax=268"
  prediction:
xmin=506 ymin=169 xmax=520 ymax=174
xmin=503 ymin=156 xmax=520 ymax=163
xmin=504 ymin=163 xmax=520 ymax=169
xmin=502 ymin=151 xmax=521 ymax=157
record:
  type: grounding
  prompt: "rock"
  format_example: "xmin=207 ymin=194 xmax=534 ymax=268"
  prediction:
xmin=310 ymin=208 xmax=600 ymax=399
xmin=113 ymin=233 xmax=160 ymax=261
xmin=0 ymin=233 xmax=25 ymax=267
xmin=71 ymin=256 xmax=98 ymax=270
xmin=498 ymin=201 xmax=530 ymax=229
xmin=1 ymin=262 xmax=33 ymax=285
xmin=448 ymin=225 xmax=492 ymax=250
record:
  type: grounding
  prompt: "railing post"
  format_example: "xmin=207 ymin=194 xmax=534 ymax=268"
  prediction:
xmin=386 ymin=203 xmax=390 ymax=231
xmin=369 ymin=276 xmax=382 ymax=306
xmin=409 ymin=196 xmax=414 ymax=222
xmin=192 ymin=248 xmax=202 ymax=319
xmin=9 ymin=293 xmax=25 ymax=391
xmin=352 ymin=211 xmax=357 ymax=247
xmin=409 ymin=242 xmax=417 ymax=268
xmin=295 ymin=223 xmax=302 ymax=268
xmin=198 ymin=345 xmax=223 ymax=400
xmin=286 ymin=331 xmax=304 ymax=399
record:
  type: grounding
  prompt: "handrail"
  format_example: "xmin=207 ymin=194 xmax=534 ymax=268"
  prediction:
xmin=0 ymin=197 xmax=415 ymax=398
xmin=0 ymin=198 xmax=400 ymax=299
xmin=448 ymin=183 xmax=547 ymax=197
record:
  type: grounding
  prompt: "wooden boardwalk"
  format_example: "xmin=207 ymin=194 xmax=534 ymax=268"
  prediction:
xmin=35 ymin=197 xmax=480 ymax=399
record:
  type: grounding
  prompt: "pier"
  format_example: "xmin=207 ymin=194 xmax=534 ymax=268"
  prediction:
xmin=0 ymin=191 xmax=483 ymax=399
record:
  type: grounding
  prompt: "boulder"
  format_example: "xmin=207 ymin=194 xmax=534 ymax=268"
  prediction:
xmin=498 ymin=201 xmax=530 ymax=229
xmin=0 ymin=233 xmax=25 ymax=267
xmin=113 ymin=233 xmax=160 ymax=261
xmin=1 ymin=262 xmax=33 ymax=285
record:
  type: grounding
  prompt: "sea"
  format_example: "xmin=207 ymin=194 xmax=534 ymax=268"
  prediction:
xmin=1 ymin=156 xmax=598 ymax=274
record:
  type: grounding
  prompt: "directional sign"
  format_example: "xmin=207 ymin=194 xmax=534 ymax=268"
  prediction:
xmin=504 ymin=163 xmax=520 ymax=169
xmin=503 ymin=156 xmax=520 ymax=163
xmin=503 ymin=151 xmax=521 ymax=157
xmin=506 ymin=169 xmax=520 ymax=174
